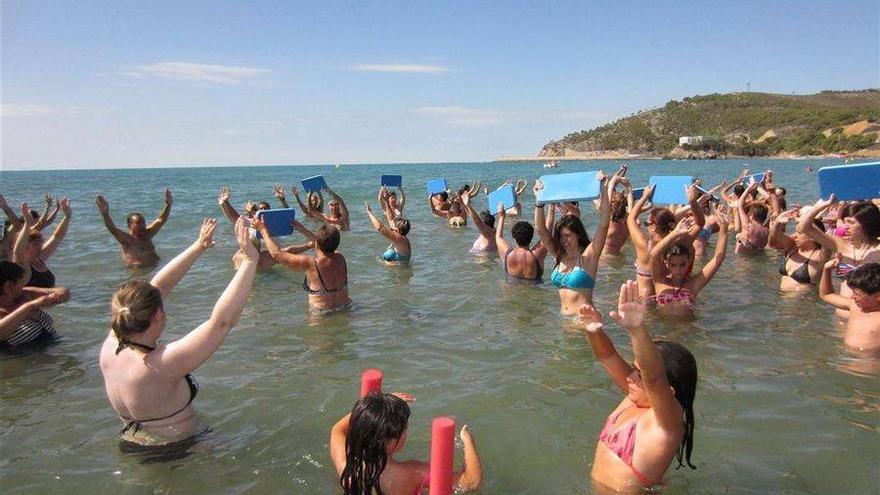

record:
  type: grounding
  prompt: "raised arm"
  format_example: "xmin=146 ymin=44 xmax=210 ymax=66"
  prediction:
xmin=579 ymin=304 xmax=632 ymax=393
xmin=612 ymin=280 xmax=683 ymax=432
xmin=291 ymin=187 xmax=314 ymax=218
xmin=397 ymin=186 xmax=407 ymax=213
xmin=11 ymin=203 xmax=34 ymax=281
xmin=158 ymin=218 xmax=257 ymax=376
xmin=583 ymin=175 xmax=613 ymax=275
xmin=41 ymin=198 xmax=71 ymax=258
xmin=685 ymin=184 xmax=706 ymax=239
xmin=366 ymin=202 xmax=398 ymax=241
xmin=33 ymin=194 xmax=59 ymax=231
xmin=819 ymin=256 xmax=851 ymax=309
xmin=150 ymin=218 xmax=216 ymax=298
xmin=217 ymin=187 xmax=241 ymax=223
xmin=273 ymin=184 xmax=290 ymax=209
xmin=146 ymin=189 xmax=173 ymax=236
xmin=494 ymin=203 xmax=511 ymax=258
xmin=627 ymin=184 xmax=655 ymax=258
xmin=462 ymin=195 xmax=494 ymax=238
xmin=533 ymin=180 xmax=558 ymax=258
xmin=692 ymin=211 xmax=729 ymax=293
xmin=329 ymin=412 xmax=352 ymax=476
xmin=94 ymin=195 xmax=128 ymax=244
xmin=768 ymin=211 xmax=796 ymax=252
xmin=796 ymin=196 xmax=845 ymax=252
xmin=0 ymin=194 xmax=23 ymax=230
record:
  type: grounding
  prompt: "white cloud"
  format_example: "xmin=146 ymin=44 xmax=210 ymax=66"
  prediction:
xmin=1 ymin=103 xmax=111 ymax=118
xmin=413 ymin=106 xmax=508 ymax=127
xmin=124 ymin=62 xmax=272 ymax=84
xmin=351 ymin=64 xmax=450 ymax=74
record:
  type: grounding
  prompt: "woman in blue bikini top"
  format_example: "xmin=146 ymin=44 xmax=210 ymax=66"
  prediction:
xmin=366 ymin=196 xmax=412 ymax=265
xmin=534 ymin=173 xmax=615 ymax=315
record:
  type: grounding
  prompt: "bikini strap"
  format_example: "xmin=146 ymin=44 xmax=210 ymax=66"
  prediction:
xmin=314 ymin=260 xmax=328 ymax=291
xmin=503 ymin=247 xmax=514 ymax=274
xmin=115 ymin=338 xmax=157 ymax=355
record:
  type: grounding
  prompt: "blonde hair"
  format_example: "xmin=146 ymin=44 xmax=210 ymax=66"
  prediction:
xmin=110 ymin=280 xmax=162 ymax=353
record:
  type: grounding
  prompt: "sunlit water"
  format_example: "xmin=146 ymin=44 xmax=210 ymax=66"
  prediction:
xmin=1 ymin=160 xmax=877 ymax=494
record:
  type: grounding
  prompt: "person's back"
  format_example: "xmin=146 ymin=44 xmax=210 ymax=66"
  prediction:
xmin=306 ymin=251 xmax=350 ymax=311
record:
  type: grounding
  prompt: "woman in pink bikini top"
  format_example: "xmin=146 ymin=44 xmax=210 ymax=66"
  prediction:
xmin=579 ymin=280 xmax=698 ymax=492
xmin=330 ymin=393 xmax=483 ymax=495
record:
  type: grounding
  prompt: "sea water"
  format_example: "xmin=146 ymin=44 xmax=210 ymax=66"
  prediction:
xmin=1 ymin=160 xmax=877 ymax=494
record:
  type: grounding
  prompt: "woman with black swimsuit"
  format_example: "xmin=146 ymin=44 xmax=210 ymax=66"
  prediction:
xmin=99 ymin=218 xmax=258 ymax=446
xmin=769 ymin=210 xmax=829 ymax=292
xmin=494 ymin=203 xmax=547 ymax=281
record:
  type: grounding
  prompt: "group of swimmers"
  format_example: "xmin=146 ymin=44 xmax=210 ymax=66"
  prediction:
xmin=1 ymin=164 xmax=879 ymax=494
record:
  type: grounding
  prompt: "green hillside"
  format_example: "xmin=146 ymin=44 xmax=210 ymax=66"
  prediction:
xmin=541 ymin=90 xmax=880 ymax=157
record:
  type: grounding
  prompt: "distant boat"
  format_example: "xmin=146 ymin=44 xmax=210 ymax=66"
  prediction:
xmin=543 ymin=160 xmax=558 ymax=169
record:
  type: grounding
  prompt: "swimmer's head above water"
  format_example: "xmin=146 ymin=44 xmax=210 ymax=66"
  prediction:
xmin=341 ymin=393 xmax=411 ymax=494
xmin=110 ymin=280 xmax=164 ymax=352
xmin=511 ymin=220 xmax=535 ymax=247
xmin=127 ymin=213 xmax=148 ymax=238
xmin=553 ymin=214 xmax=590 ymax=262
xmin=663 ymin=243 xmax=692 ymax=281
xmin=848 ymin=263 xmax=880 ymax=311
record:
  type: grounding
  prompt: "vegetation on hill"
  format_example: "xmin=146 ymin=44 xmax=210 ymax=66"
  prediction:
xmin=542 ymin=90 xmax=880 ymax=157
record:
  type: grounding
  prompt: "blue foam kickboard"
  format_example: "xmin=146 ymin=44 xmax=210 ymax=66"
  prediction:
xmin=649 ymin=176 xmax=693 ymax=205
xmin=818 ymin=162 xmax=880 ymax=200
xmin=487 ymin=184 xmax=516 ymax=211
xmin=426 ymin=178 xmax=448 ymax=196
xmin=696 ymin=185 xmax=719 ymax=202
xmin=741 ymin=173 xmax=764 ymax=185
xmin=631 ymin=187 xmax=645 ymax=201
xmin=536 ymin=171 xmax=601 ymax=203
xmin=255 ymin=208 xmax=296 ymax=238
xmin=301 ymin=175 xmax=327 ymax=193
xmin=381 ymin=175 xmax=402 ymax=187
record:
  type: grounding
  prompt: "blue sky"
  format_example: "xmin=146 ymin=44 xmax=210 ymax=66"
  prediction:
xmin=2 ymin=0 xmax=878 ymax=170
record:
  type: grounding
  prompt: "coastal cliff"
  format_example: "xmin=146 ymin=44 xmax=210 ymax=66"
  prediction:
xmin=540 ymin=90 xmax=880 ymax=159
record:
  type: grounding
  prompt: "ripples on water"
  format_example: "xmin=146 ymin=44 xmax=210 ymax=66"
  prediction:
xmin=1 ymin=160 xmax=878 ymax=494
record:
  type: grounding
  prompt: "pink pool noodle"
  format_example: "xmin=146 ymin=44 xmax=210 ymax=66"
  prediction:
xmin=360 ymin=368 xmax=383 ymax=397
xmin=430 ymin=416 xmax=456 ymax=495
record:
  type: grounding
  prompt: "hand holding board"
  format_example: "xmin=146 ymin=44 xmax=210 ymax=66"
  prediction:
xmin=426 ymin=178 xmax=448 ymax=196
xmin=254 ymin=208 xmax=296 ymax=238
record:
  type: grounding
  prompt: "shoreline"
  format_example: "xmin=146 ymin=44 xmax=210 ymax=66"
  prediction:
xmin=494 ymin=152 xmax=877 ymax=163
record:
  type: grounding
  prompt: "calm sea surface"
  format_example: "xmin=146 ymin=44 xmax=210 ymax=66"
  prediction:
xmin=1 ymin=160 xmax=878 ymax=494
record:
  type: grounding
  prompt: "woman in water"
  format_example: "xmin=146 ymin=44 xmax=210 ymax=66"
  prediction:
xmin=0 ymin=259 xmax=70 ymax=348
xmin=494 ymin=203 xmax=547 ymax=281
xmin=380 ymin=185 xmax=407 ymax=220
xmin=797 ymin=196 xmax=880 ymax=316
xmin=366 ymin=200 xmax=412 ymax=265
xmin=429 ymin=190 xmax=470 ymax=227
xmin=649 ymin=212 xmax=729 ymax=318
xmin=253 ymin=217 xmax=351 ymax=314
xmin=733 ymin=181 xmax=769 ymax=254
xmin=602 ymin=187 xmax=631 ymax=256
xmin=769 ymin=209 xmax=829 ymax=291
xmin=627 ymin=184 xmax=705 ymax=297
xmin=534 ymin=173 xmax=614 ymax=315
xmin=461 ymin=194 xmax=496 ymax=255
xmin=99 ymin=218 xmax=257 ymax=446
xmin=12 ymin=198 xmax=71 ymax=288
xmin=330 ymin=392 xmax=482 ymax=495
xmin=307 ymin=186 xmax=351 ymax=231
xmin=579 ymin=280 xmax=698 ymax=491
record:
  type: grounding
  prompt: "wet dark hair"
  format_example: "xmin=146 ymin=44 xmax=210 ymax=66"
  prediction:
xmin=848 ymin=263 xmax=880 ymax=294
xmin=847 ymin=202 xmax=880 ymax=242
xmin=315 ymin=225 xmax=341 ymax=253
xmin=732 ymin=184 xmax=745 ymax=197
xmin=393 ymin=218 xmax=411 ymax=236
xmin=479 ymin=209 xmax=495 ymax=229
xmin=649 ymin=208 xmax=676 ymax=235
xmin=552 ymin=214 xmax=590 ymax=264
xmin=751 ymin=205 xmax=768 ymax=224
xmin=665 ymin=242 xmax=690 ymax=260
xmin=655 ymin=340 xmax=698 ymax=469
xmin=457 ymin=184 xmax=471 ymax=196
xmin=341 ymin=393 xmax=411 ymax=495
xmin=511 ymin=220 xmax=535 ymax=247
xmin=437 ymin=191 xmax=449 ymax=202
xmin=610 ymin=192 xmax=627 ymax=222
xmin=126 ymin=213 xmax=145 ymax=227
xmin=1 ymin=261 xmax=25 ymax=290
xmin=29 ymin=210 xmax=40 ymax=220
xmin=257 ymin=201 xmax=271 ymax=211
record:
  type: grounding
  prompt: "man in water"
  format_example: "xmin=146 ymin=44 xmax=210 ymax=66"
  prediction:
xmin=95 ymin=189 xmax=172 ymax=268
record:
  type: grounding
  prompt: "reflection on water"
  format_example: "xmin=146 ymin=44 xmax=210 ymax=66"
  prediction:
xmin=1 ymin=160 xmax=878 ymax=494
